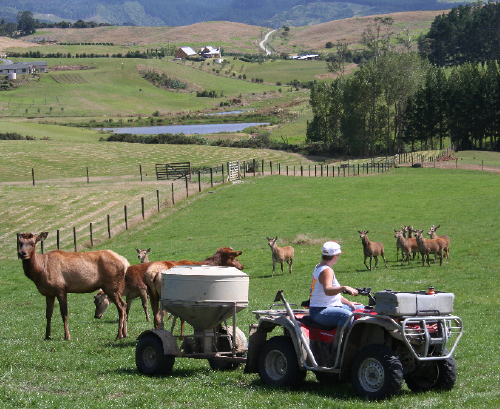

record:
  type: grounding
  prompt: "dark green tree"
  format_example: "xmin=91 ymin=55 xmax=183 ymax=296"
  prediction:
xmin=17 ymin=11 xmax=36 ymax=36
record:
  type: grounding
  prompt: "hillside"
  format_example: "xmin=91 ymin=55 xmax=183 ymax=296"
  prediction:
xmin=1 ymin=0 xmax=462 ymax=28
xmin=3 ymin=10 xmax=447 ymax=56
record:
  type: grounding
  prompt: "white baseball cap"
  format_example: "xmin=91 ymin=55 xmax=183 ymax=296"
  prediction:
xmin=322 ymin=241 xmax=343 ymax=256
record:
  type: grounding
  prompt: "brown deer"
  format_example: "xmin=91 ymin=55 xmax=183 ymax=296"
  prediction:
xmin=94 ymin=247 xmax=152 ymax=322
xmin=266 ymin=236 xmax=294 ymax=277
xmin=427 ymin=225 xmax=450 ymax=262
xmin=136 ymin=248 xmax=151 ymax=263
xmin=414 ymin=229 xmax=445 ymax=267
xmin=17 ymin=232 xmax=128 ymax=340
xmin=358 ymin=230 xmax=388 ymax=271
xmin=394 ymin=230 xmax=414 ymax=265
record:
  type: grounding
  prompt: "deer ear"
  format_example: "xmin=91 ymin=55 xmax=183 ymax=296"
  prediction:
xmin=146 ymin=248 xmax=151 ymax=253
xmin=37 ymin=232 xmax=49 ymax=242
xmin=136 ymin=248 xmax=140 ymax=253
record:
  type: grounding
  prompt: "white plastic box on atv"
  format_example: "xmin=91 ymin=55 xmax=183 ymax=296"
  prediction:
xmin=244 ymin=289 xmax=463 ymax=400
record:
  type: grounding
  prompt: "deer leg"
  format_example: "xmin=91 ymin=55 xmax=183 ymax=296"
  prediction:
xmin=281 ymin=261 xmax=284 ymax=276
xmin=45 ymin=295 xmax=55 ymax=340
xmin=107 ymin=292 xmax=127 ymax=339
xmin=288 ymin=259 xmax=293 ymax=274
xmin=382 ymin=252 xmax=388 ymax=268
xmin=56 ymin=293 xmax=70 ymax=340
xmin=125 ymin=296 xmax=132 ymax=321
xmin=272 ymin=260 xmax=276 ymax=277
xmin=373 ymin=256 xmax=378 ymax=270
xmin=364 ymin=255 xmax=370 ymax=270
xmin=139 ymin=291 xmax=150 ymax=322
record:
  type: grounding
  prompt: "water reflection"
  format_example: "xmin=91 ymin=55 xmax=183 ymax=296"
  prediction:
xmin=100 ymin=122 xmax=269 ymax=135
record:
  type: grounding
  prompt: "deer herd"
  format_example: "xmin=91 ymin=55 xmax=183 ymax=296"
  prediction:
xmin=17 ymin=225 xmax=449 ymax=341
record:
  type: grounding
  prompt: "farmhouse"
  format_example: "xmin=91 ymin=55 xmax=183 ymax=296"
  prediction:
xmin=174 ymin=47 xmax=198 ymax=59
xmin=291 ymin=54 xmax=319 ymax=60
xmin=200 ymin=46 xmax=221 ymax=58
xmin=0 ymin=61 xmax=48 ymax=75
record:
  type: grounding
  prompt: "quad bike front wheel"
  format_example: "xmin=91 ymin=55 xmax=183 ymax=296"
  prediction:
xmin=258 ymin=336 xmax=306 ymax=388
xmin=351 ymin=344 xmax=404 ymax=400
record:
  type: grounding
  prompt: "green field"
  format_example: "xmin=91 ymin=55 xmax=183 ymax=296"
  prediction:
xmin=1 ymin=158 xmax=500 ymax=407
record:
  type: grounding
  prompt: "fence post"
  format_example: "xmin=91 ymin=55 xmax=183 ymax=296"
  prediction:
xmin=210 ymin=168 xmax=213 ymax=187
xmin=87 ymin=167 xmax=89 ymax=184
xmin=270 ymin=161 xmax=272 ymax=175
xmin=124 ymin=205 xmax=128 ymax=230
xmin=157 ymin=190 xmax=160 ymax=212
xmin=198 ymin=171 xmax=201 ymax=192
xmin=172 ymin=183 xmax=175 ymax=205
xmin=57 ymin=229 xmax=60 ymax=250
xmin=262 ymin=160 xmax=264 ymax=175
xmin=141 ymin=197 xmax=145 ymax=219
xmin=139 ymin=164 xmax=143 ymax=182
xmin=456 ymin=158 xmax=458 ymax=169
xmin=107 ymin=215 xmax=111 ymax=239
xmin=185 ymin=178 xmax=189 ymax=197
xmin=32 ymin=168 xmax=35 ymax=186
xmin=243 ymin=161 xmax=246 ymax=179
xmin=279 ymin=163 xmax=281 ymax=175
xmin=482 ymin=160 xmax=484 ymax=171
xmin=222 ymin=164 xmax=225 ymax=183
xmin=73 ymin=227 xmax=77 ymax=252
xmin=253 ymin=159 xmax=256 ymax=177
xmin=301 ymin=166 xmax=303 ymax=177
xmin=90 ymin=222 xmax=93 ymax=247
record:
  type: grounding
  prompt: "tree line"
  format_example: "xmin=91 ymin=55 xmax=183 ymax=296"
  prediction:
xmin=307 ymin=4 xmax=500 ymax=156
xmin=307 ymin=52 xmax=500 ymax=156
xmin=418 ymin=1 xmax=500 ymax=67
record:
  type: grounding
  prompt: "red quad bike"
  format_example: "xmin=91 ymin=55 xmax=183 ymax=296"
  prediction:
xmin=244 ymin=288 xmax=463 ymax=400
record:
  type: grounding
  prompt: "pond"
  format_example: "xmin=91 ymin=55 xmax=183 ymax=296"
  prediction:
xmin=100 ymin=122 xmax=269 ymax=135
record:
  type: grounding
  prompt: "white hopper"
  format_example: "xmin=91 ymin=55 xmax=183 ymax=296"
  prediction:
xmin=161 ymin=265 xmax=249 ymax=330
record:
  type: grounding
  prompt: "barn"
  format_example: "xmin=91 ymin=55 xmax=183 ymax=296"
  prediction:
xmin=174 ymin=47 xmax=198 ymax=59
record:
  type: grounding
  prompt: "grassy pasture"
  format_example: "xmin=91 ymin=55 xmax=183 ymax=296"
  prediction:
xmin=1 ymin=163 xmax=500 ymax=408
xmin=0 ymin=57 xmax=289 ymax=118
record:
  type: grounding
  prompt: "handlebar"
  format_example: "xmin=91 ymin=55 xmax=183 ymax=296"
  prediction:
xmin=343 ymin=287 xmax=376 ymax=306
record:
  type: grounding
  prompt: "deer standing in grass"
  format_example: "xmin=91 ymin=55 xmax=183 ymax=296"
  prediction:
xmin=358 ymin=230 xmax=388 ymax=271
xmin=414 ymin=229 xmax=445 ymax=266
xmin=17 ymin=232 xmax=129 ymax=340
xmin=94 ymin=247 xmax=152 ymax=322
xmin=427 ymin=225 xmax=450 ymax=262
xmin=266 ymin=237 xmax=294 ymax=277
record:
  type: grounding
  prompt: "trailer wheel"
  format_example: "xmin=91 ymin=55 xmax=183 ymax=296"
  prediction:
xmin=258 ymin=336 xmax=306 ymax=388
xmin=351 ymin=344 xmax=403 ymax=400
xmin=136 ymin=334 xmax=175 ymax=376
xmin=406 ymin=353 xmax=456 ymax=392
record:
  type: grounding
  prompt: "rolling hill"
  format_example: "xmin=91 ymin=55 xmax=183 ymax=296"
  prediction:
xmin=1 ymin=0 xmax=462 ymax=28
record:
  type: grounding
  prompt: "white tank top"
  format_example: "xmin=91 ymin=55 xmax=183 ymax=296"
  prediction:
xmin=309 ymin=263 xmax=343 ymax=308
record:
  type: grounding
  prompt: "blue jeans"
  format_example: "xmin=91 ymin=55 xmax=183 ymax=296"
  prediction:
xmin=309 ymin=304 xmax=355 ymax=327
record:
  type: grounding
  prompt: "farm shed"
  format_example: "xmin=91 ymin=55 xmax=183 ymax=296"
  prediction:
xmin=174 ymin=47 xmax=198 ymax=59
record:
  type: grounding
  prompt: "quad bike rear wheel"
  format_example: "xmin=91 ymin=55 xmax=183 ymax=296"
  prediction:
xmin=258 ymin=336 xmax=306 ymax=388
